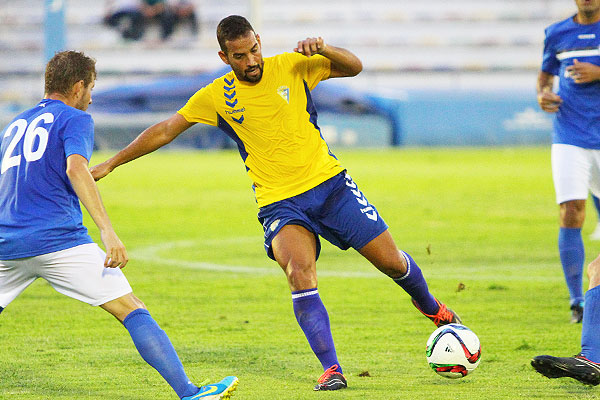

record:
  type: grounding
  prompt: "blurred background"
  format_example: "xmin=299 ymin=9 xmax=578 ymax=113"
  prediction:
xmin=0 ymin=0 xmax=575 ymax=148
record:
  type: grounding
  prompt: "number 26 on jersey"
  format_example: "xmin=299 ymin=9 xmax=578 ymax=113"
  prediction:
xmin=1 ymin=112 xmax=53 ymax=174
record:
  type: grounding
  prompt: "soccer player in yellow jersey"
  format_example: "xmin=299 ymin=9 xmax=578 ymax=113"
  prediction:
xmin=92 ymin=15 xmax=462 ymax=391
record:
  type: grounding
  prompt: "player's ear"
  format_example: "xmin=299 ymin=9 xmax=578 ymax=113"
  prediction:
xmin=218 ymin=50 xmax=230 ymax=65
xmin=71 ymin=80 xmax=85 ymax=97
xmin=256 ymin=33 xmax=261 ymax=47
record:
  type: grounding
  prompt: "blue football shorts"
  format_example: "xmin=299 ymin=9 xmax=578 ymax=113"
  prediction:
xmin=257 ymin=170 xmax=389 ymax=261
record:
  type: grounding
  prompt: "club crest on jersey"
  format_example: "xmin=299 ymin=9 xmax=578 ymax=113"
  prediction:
xmin=277 ymin=86 xmax=290 ymax=103
xmin=224 ymin=76 xmax=244 ymax=124
xmin=270 ymin=219 xmax=280 ymax=232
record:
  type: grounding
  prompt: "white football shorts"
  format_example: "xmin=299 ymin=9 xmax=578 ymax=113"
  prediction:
xmin=552 ymin=143 xmax=600 ymax=204
xmin=0 ymin=243 xmax=132 ymax=308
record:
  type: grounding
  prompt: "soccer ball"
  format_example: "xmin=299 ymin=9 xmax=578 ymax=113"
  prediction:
xmin=426 ymin=323 xmax=481 ymax=379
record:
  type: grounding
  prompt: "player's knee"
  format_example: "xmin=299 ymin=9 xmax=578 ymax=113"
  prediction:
xmin=285 ymin=259 xmax=317 ymax=288
xmin=560 ymin=201 xmax=586 ymax=227
xmin=126 ymin=294 xmax=147 ymax=312
xmin=374 ymin=251 xmax=407 ymax=279
xmin=588 ymin=256 xmax=600 ymax=288
xmin=285 ymin=259 xmax=313 ymax=276
xmin=131 ymin=294 xmax=147 ymax=309
xmin=101 ymin=293 xmax=147 ymax=321
xmin=394 ymin=251 xmax=409 ymax=277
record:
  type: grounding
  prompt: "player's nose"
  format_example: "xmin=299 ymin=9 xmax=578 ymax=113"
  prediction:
xmin=248 ymin=54 xmax=259 ymax=66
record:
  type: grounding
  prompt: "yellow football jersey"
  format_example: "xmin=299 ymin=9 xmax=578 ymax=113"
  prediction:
xmin=178 ymin=52 xmax=344 ymax=207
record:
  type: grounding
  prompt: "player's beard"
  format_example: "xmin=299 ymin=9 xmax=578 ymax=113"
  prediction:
xmin=579 ymin=0 xmax=600 ymax=16
xmin=241 ymin=62 xmax=263 ymax=83
xmin=583 ymin=8 xmax=600 ymax=18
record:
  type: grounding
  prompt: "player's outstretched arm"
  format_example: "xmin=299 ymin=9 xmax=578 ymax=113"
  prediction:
xmin=66 ymin=154 xmax=128 ymax=269
xmin=294 ymin=37 xmax=362 ymax=78
xmin=91 ymin=113 xmax=195 ymax=181
xmin=536 ymin=70 xmax=562 ymax=113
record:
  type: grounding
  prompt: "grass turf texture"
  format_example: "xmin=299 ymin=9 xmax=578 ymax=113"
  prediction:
xmin=1 ymin=147 xmax=599 ymax=399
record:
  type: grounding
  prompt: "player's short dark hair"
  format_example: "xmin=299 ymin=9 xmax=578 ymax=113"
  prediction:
xmin=216 ymin=15 xmax=255 ymax=53
xmin=44 ymin=51 xmax=96 ymax=96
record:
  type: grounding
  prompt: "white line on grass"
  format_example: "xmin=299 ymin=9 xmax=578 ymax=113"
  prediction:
xmin=130 ymin=238 xmax=379 ymax=278
xmin=130 ymin=238 xmax=564 ymax=282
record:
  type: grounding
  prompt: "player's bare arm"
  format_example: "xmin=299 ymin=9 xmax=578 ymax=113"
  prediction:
xmin=91 ymin=112 xmax=195 ymax=180
xmin=66 ymin=154 xmax=128 ymax=268
xmin=294 ymin=37 xmax=362 ymax=78
xmin=536 ymin=71 xmax=562 ymax=113
xmin=567 ymin=59 xmax=600 ymax=84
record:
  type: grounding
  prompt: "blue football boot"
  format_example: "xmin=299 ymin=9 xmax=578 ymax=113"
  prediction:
xmin=181 ymin=376 xmax=239 ymax=400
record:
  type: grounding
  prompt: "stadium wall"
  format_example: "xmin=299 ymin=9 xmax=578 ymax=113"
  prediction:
xmin=398 ymin=89 xmax=551 ymax=146
xmin=91 ymin=88 xmax=551 ymax=150
xmin=316 ymin=89 xmax=551 ymax=148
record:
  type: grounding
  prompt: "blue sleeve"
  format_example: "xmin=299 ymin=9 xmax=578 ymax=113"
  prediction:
xmin=541 ymin=28 xmax=559 ymax=76
xmin=63 ymin=114 xmax=94 ymax=161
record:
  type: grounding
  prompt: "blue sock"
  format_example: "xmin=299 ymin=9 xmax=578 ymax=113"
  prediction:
xmin=123 ymin=309 xmax=199 ymax=399
xmin=393 ymin=251 xmax=439 ymax=315
xmin=558 ymin=227 xmax=585 ymax=306
xmin=582 ymin=286 xmax=600 ymax=362
xmin=292 ymin=288 xmax=341 ymax=373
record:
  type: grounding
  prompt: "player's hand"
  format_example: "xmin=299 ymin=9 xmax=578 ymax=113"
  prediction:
xmin=90 ymin=161 xmax=113 ymax=181
xmin=294 ymin=37 xmax=326 ymax=57
xmin=566 ymin=59 xmax=600 ymax=84
xmin=537 ymin=88 xmax=562 ymax=113
xmin=100 ymin=230 xmax=128 ymax=269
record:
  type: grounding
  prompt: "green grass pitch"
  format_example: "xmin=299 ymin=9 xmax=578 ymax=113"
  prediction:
xmin=2 ymin=147 xmax=600 ymax=399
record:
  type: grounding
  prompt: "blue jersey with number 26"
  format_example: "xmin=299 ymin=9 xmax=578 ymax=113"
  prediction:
xmin=0 ymin=99 xmax=94 ymax=259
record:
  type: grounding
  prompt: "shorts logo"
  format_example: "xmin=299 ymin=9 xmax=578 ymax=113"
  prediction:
xmin=270 ymin=219 xmax=280 ymax=231
xmin=277 ymin=86 xmax=290 ymax=103
xmin=224 ymin=76 xmax=244 ymax=124
xmin=344 ymin=173 xmax=378 ymax=221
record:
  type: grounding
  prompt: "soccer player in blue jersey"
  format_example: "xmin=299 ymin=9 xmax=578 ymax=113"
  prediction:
xmin=531 ymin=0 xmax=600 ymax=385
xmin=532 ymin=252 xmax=600 ymax=384
xmin=536 ymin=0 xmax=600 ymax=324
xmin=0 ymin=51 xmax=237 ymax=400
xmin=91 ymin=15 xmax=461 ymax=391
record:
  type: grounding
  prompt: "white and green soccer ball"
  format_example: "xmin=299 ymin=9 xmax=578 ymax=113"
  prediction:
xmin=426 ymin=323 xmax=481 ymax=379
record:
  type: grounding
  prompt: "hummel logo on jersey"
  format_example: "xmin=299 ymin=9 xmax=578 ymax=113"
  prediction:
xmin=223 ymin=76 xmax=244 ymax=124
xmin=579 ymin=34 xmax=596 ymax=39
xmin=277 ymin=86 xmax=290 ymax=103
